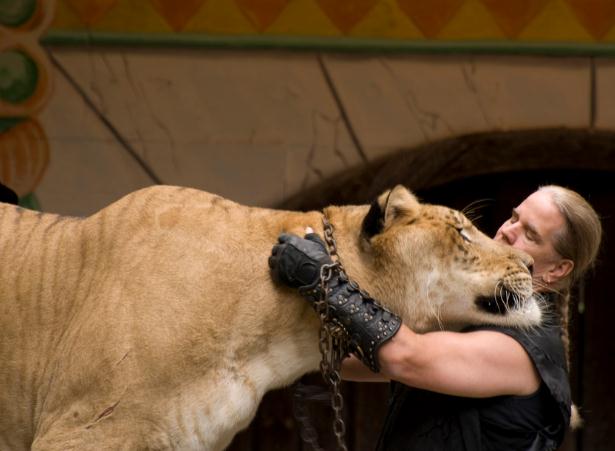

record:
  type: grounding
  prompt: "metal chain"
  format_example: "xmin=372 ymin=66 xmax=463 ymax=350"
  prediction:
xmin=322 ymin=216 xmax=345 ymax=273
xmin=292 ymin=216 xmax=350 ymax=451
xmin=317 ymin=217 xmax=350 ymax=451
xmin=291 ymin=384 xmax=328 ymax=451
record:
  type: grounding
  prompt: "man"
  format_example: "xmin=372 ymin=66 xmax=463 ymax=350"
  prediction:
xmin=269 ymin=185 xmax=601 ymax=450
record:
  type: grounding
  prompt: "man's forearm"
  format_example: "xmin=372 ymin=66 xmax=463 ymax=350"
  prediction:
xmin=341 ymin=355 xmax=390 ymax=382
xmin=377 ymin=325 xmax=541 ymax=398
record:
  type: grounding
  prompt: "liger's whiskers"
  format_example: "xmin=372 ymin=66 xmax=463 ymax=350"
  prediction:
xmin=532 ymin=278 xmax=564 ymax=297
xmin=435 ymin=303 xmax=444 ymax=331
xmin=461 ymin=199 xmax=493 ymax=224
xmin=493 ymin=280 xmax=502 ymax=300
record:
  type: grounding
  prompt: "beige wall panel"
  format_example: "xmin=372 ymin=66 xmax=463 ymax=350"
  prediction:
xmin=37 ymin=66 xmax=154 ymax=217
xmin=323 ymin=55 xmax=591 ymax=160
xmin=48 ymin=48 xmax=362 ymax=207
xmin=594 ymin=59 xmax=615 ymax=129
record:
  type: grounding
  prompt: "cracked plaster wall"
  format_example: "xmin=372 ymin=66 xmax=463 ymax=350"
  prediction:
xmin=36 ymin=48 xmax=607 ymax=216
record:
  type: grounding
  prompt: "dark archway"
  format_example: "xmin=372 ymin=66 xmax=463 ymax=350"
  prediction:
xmin=229 ymin=131 xmax=615 ymax=451
xmin=280 ymin=128 xmax=615 ymax=211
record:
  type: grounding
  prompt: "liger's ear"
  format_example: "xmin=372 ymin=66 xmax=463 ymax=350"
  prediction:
xmin=382 ymin=185 xmax=420 ymax=229
xmin=361 ymin=185 xmax=420 ymax=239
xmin=361 ymin=198 xmax=384 ymax=239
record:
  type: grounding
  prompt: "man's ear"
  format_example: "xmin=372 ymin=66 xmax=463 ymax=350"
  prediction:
xmin=361 ymin=185 xmax=419 ymax=239
xmin=547 ymin=259 xmax=574 ymax=284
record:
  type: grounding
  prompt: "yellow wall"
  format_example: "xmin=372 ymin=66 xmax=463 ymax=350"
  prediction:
xmin=49 ymin=0 xmax=615 ymax=43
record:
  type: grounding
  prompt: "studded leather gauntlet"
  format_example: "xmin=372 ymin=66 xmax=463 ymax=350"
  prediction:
xmin=269 ymin=233 xmax=401 ymax=372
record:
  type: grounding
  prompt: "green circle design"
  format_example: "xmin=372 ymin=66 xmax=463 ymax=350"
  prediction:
xmin=0 ymin=0 xmax=37 ymax=27
xmin=0 ymin=117 xmax=23 ymax=133
xmin=0 ymin=50 xmax=39 ymax=104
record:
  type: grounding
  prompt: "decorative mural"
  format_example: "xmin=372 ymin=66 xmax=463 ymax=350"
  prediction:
xmin=46 ymin=0 xmax=615 ymax=45
xmin=0 ymin=0 xmax=54 ymax=208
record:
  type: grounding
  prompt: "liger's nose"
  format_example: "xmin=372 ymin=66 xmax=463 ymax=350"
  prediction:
xmin=507 ymin=246 xmax=533 ymax=272
xmin=519 ymin=252 xmax=534 ymax=273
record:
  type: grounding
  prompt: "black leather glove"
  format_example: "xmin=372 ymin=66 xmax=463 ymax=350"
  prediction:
xmin=269 ymin=232 xmax=401 ymax=372
xmin=269 ymin=233 xmax=333 ymax=290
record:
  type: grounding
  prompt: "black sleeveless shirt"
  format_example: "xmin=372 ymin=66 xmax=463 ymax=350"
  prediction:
xmin=376 ymin=322 xmax=571 ymax=451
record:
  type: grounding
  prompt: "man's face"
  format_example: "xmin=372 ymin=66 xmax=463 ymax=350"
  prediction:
xmin=494 ymin=190 xmax=565 ymax=284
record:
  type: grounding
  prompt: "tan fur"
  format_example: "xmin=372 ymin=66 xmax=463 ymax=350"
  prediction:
xmin=0 ymin=185 xmax=540 ymax=450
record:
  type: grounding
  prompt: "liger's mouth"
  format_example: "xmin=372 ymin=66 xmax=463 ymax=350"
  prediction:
xmin=475 ymin=290 xmax=519 ymax=315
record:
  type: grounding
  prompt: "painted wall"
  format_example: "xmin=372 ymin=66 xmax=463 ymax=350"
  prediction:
xmin=1 ymin=0 xmax=614 ymax=216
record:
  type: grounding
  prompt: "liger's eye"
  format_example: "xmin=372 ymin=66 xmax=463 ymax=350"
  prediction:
xmin=458 ymin=227 xmax=472 ymax=243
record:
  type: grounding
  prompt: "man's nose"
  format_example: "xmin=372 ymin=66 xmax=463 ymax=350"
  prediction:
xmin=497 ymin=222 xmax=516 ymax=245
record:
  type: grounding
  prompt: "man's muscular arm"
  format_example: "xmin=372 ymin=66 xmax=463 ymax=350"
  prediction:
xmin=342 ymin=326 xmax=540 ymax=398
xmin=378 ymin=325 xmax=541 ymax=397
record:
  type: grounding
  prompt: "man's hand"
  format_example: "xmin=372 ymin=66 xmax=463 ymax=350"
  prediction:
xmin=268 ymin=233 xmax=333 ymax=290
